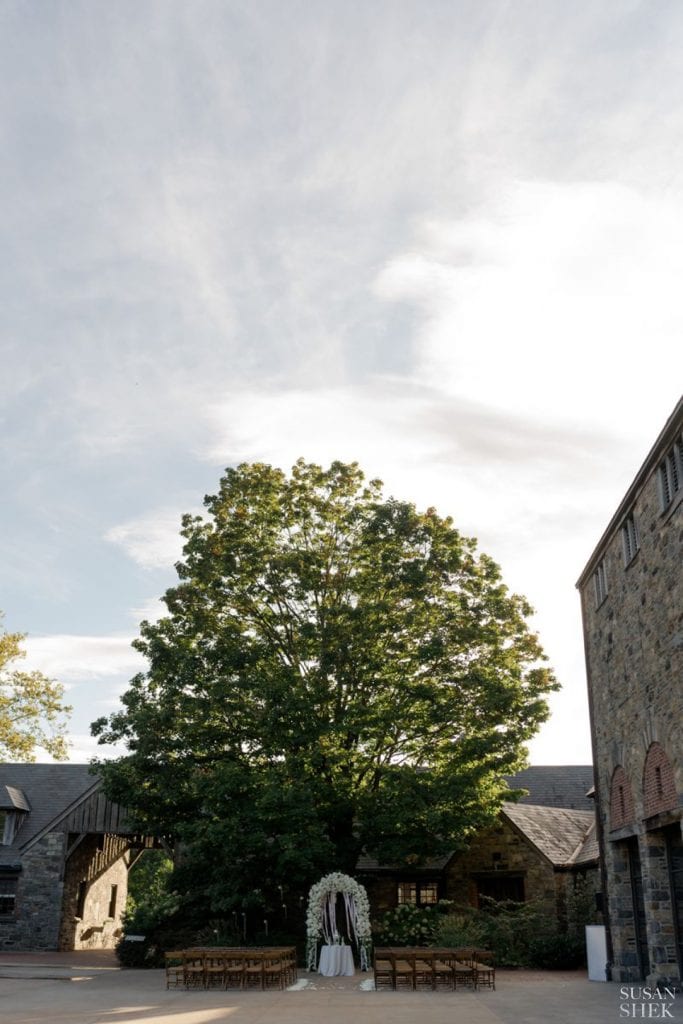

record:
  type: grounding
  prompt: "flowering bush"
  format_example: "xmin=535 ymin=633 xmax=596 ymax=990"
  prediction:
xmin=372 ymin=902 xmax=443 ymax=946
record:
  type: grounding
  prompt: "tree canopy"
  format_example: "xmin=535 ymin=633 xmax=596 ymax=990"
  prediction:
xmin=0 ymin=614 xmax=71 ymax=761
xmin=93 ymin=460 xmax=557 ymax=913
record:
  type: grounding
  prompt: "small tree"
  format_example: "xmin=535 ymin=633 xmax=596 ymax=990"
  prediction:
xmin=0 ymin=614 xmax=71 ymax=761
xmin=93 ymin=460 xmax=557 ymax=914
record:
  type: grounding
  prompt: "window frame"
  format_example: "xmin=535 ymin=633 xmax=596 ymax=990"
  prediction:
xmin=474 ymin=872 xmax=526 ymax=905
xmin=75 ymin=880 xmax=88 ymax=919
xmin=108 ymin=884 xmax=118 ymax=920
xmin=621 ymin=512 xmax=639 ymax=566
xmin=396 ymin=880 xmax=440 ymax=907
xmin=658 ymin=433 xmax=683 ymax=512
xmin=0 ymin=875 xmax=18 ymax=918
xmin=593 ymin=558 xmax=608 ymax=607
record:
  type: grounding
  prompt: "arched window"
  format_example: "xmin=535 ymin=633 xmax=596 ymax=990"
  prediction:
xmin=609 ymin=766 xmax=635 ymax=829
xmin=642 ymin=743 xmax=678 ymax=818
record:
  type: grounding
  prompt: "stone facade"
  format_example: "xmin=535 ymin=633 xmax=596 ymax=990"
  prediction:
xmin=578 ymin=397 xmax=683 ymax=986
xmin=0 ymin=833 xmax=65 ymax=950
xmin=58 ymin=834 xmax=129 ymax=951
xmin=359 ymin=784 xmax=599 ymax=932
xmin=445 ymin=815 xmax=557 ymax=913
xmin=0 ymin=764 xmax=153 ymax=951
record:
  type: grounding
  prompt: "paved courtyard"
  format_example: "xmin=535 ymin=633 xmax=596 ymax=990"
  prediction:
xmin=0 ymin=952 xmax=680 ymax=1024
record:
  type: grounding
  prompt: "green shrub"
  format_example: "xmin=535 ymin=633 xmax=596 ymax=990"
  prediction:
xmin=431 ymin=896 xmax=591 ymax=969
xmin=432 ymin=906 xmax=488 ymax=949
xmin=433 ymin=898 xmax=557 ymax=968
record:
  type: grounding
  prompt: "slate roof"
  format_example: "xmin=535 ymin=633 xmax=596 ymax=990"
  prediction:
xmin=502 ymin=802 xmax=596 ymax=867
xmin=0 ymin=764 xmax=99 ymax=852
xmin=356 ymin=766 xmax=598 ymax=874
xmin=356 ymin=851 xmax=452 ymax=873
xmin=570 ymin=820 xmax=600 ymax=866
xmin=504 ymin=766 xmax=595 ymax=811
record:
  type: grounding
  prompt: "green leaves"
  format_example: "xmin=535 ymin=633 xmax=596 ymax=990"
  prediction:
xmin=93 ymin=460 xmax=557 ymax=908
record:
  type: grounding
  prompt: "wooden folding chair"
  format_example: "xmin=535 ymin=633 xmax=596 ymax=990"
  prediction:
xmin=413 ymin=951 xmax=435 ymax=990
xmin=243 ymin=952 xmax=266 ymax=990
xmin=390 ymin=951 xmax=415 ymax=990
xmin=432 ymin=956 xmax=456 ymax=991
xmin=164 ymin=951 xmax=184 ymax=989
xmin=282 ymin=947 xmax=298 ymax=985
xmin=262 ymin=954 xmax=286 ymax=990
xmin=223 ymin=955 xmax=246 ymax=990
xmin=373 ymin=948 xmax=394 ymax=990
xmin=203 ymin=952 xmax=226 ymax=989
xmin=182 ymin=951 xmax=205 ymax=989
xmin=472 ymin=949 xmax=496 ymax=990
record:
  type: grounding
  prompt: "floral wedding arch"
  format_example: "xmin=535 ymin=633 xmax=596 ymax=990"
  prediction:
xmin=305 ymin=871 xmax=372 ymax=971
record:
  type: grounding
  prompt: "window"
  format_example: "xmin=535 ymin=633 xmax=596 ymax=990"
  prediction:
xmin=659 ymin=433 xmax=682 ymax=511
xmin=621 ymin=513 xmax=639 ymax=565
xmin=476 ymin=874 xmax=525 ymax=904
xmin=0 ymin=877 xmax=17 ymax=917
xmin=593 ymin=559 xmax=608 ymax=606
xmin=108 ymin=884 xmax=118 ymax=919
xmin=397 ymin=881 xmax=439 ymax=906
xmin=0 ymin=811 xmax=26 ymax=845
xmin=76 ymin=880 xmax=87 ymax=919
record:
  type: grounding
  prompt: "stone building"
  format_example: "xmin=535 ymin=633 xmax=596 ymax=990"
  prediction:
xmin=577 ymin=396 xmax=683 ymax=986
xmin=358 ymin=765 xmax=599 ymax=927
xmin=0 ymin=764 xmax=156 ymax=951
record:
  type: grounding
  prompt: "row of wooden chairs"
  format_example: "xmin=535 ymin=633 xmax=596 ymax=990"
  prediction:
xmin=373 ymin=946 xmax=495 ymax=991
xmin=165 ymin=946 xmax=298 ymax=990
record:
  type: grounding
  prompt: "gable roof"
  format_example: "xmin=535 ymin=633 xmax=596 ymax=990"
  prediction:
xmin=0 ymin=784 xmax=31 ymax=811
xmin=502 ymin=802 xmax=596 ymax=867
xmin=0 ymin=764 xmax=99 ymax=852
xmin=505 ymin=766 xmax=595 ymax=811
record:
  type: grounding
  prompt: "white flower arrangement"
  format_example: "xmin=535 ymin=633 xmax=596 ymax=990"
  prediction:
xmin=305 ymin=871 xmax=372 ymax=971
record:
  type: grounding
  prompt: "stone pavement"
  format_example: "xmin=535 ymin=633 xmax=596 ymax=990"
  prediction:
xmin=0 ymin=952 xmax=680 ymax=1024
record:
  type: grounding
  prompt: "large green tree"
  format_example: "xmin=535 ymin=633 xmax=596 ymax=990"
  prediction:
xmin=0 ymin=614 xmax=71 ymax=761
xmin=93 ymin=460 xmax=557 ymax=913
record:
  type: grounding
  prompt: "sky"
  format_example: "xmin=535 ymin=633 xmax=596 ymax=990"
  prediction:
xmin=2 ymin=0 xmax=682 ymax=766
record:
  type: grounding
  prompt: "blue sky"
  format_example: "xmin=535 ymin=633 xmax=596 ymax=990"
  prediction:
xmin=2 ymin=0 xmax=682 ymax=764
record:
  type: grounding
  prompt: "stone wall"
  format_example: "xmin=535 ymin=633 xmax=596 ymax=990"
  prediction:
xmin=446 ymin=816 xmax=558 ymax=914
xmin=0 ymin=833 xmax=65 ymax=950
xmin=59 ymin=833 xmax=129 ymax=950
xmin=580 ymin=416 xmax=683 ymax=986
xmin=361 ymin=814 xmax=586 ymax=925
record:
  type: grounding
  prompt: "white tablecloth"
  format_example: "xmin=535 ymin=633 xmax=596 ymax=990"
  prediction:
xmin=318 ymin=944 xmax=355 ymax=976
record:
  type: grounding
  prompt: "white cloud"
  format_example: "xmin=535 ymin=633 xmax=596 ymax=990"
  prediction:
xmin=188 ymin=178 xmax=683 ymax=766
xmin=128 ymin=595 xmax=168 ymax=625
xmin=22 ymin=634 xmax=144 ymax=683
xmin=105 ymin=508 xmax=193 ymax=569
xmin=375 ymin=181 xmax=683 ymax=430
xmin=64 ymin=732 xmax=129 ymax=764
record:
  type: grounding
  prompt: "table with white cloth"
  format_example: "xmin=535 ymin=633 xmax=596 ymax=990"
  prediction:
xmin=318 ymin=944 xmax=355 ymax=976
